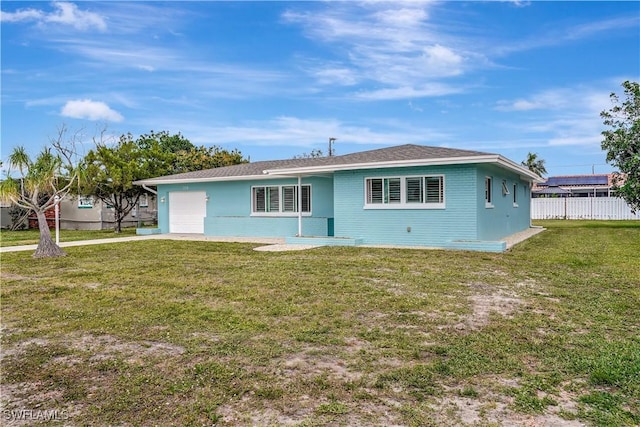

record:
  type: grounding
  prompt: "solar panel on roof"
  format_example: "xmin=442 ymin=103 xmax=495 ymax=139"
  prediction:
xmin=545 ymin=176 xmax=608 ymax=186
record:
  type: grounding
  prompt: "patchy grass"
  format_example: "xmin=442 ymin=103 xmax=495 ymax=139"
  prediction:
xmin=0 ymin=228 xmax=137 ymax=247
xmin=1 ymin=221 xmax=639 ymax=426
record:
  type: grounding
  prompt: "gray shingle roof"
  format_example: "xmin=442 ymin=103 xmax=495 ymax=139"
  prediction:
xmin=137 ymin=144 xmax=498 ymax=184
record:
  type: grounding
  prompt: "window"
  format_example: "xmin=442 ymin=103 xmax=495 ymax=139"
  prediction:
xmin=425 ymin=176 xmax=444 ymax=203
xmin=252 ymin=185 xmax=311 ymax=215
xmin=365 ymin=175 xmax=445 ymax=209
xmin=502 ymin=180 xmax=510 ymax=195
xmin=139 ymin=194 xmax=149 ymax=208
xmin=513 ymin=183 xmax=518 ymax=207
xmin=282 ymin=185 xmax=311 ymax=213
xmin=406 ymin=177 xmax=423 ymax=203
xmin=78 ymin=196 xmax=93 ymax=208
xmin=485 ymin=177 xmax=493 ymax=207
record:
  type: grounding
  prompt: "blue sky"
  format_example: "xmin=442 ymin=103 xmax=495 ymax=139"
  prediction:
xmin=2 ymin=1 xmax=638 ymax=176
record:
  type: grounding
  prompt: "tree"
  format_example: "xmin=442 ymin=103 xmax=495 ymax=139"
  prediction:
xmin=0 ymin=128 xmax=80 ymax=257
xmin=293 ymin=149 xmax=325 ymax=159
xmin=172 ymin=145 xmax=247 ymax=173
xmin=601 ymin=80 xmax=640 ymax=213
xmin=521 ymin=152 xmax=547 ymax=177
xmin=81 ymin=133 xmax=171 ymax=233
xmin=137 ymin=130 xmax=247 ymax=174
xmin=81 ymin=130 xmax=247 ymax=233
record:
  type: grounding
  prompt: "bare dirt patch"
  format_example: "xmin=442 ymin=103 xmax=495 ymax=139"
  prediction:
xmin=448 ymin=282 xmax=524 ymax=331
xmin=431 ymin=380 xmax=584 ymax=426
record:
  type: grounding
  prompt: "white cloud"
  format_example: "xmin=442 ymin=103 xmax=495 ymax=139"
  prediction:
xmin=152 ymin=116 xmax=450 ymax=149
xmin=495 ymin=87 xmax=611 ymax=112
xmin=495 ymin=84 xmax=616 ymax=149
xmin=0 ymin=8 xmax=45 ymax=22
xmin=373 ymin=7 xmax=428 ymax=27
xmin=0 ymin=2 xmax=106 ymax=31
xmin=312 ymin=66 xmax=359 ymax=86
xmin=354 ymin=83 xmax=465 ymax=101
xmin=283 ymin=2 xmax=480 ymax=100
xmin=60 ymin=99 xmax=123 ymax=122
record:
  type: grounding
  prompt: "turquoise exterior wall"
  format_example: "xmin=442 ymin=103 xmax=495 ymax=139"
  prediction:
xmin=333 ymin=165 xmax=479 ymax=246
xmin=476 ymin=165 xmax=532 ymax=241
xmin=156 ymin=182 xmax=212 ymax=233
xmin=155 ymin=163 xmax=532 ymax=250
xmin=157 ymin=176 xmax=334 ymax=237
xmin=333 ymin=164 xmax=531 ymax=248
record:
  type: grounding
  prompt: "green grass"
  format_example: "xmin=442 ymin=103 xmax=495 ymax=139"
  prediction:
xmin=1 ymin=221 xmax=639 ymax=426
xmin=0 ymin=227 xmax=137 ymax=246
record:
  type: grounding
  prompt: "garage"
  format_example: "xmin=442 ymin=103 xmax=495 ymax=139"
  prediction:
xmin=169 ymin=191 xmax=207 ymax=233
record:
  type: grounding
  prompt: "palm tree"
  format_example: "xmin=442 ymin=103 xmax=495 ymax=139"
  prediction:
xmin=0 ymin=133 xmax=79 ymax=257
xmin=521 ymin=152 xmax=548 ymax=177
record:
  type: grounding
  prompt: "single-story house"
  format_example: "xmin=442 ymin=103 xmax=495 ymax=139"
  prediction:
xmin=54 ymin=194 xmax=157 ymax=230
xmin=532 ymin=174 xmax=618 ymax=198
xmin=0 ymin=195 xmax=157 ymax=231
xmin=136 ymin=144 xmax=541 ymax=252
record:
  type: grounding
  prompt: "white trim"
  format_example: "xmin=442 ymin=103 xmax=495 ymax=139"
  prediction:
xmin=136 ymin=174 xmax=288 ymax=186
xmin=251 ymin=184 xmax=312 ymax=215
xmin=266 ymin=155 xmax=542 ymax=182
xmin=485 ymin=176 xmax=493 ymax=208
xmin=363 ymin=174 xmax=445 ymax=209
xmin=136 ymin=154 xmax=542 ymax=186
xmin=250 ymin=212 xmax=313 ymax=217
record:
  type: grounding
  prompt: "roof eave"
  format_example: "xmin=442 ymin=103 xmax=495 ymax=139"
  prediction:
xmin=494 ymin=156 xmax=544 ymax=182
xmin=266 ymin=155 xmax=542 ymax=182
xmin=134 ymin=174 xmax=285 ymax=186
xmin=264 ymin=155 xmax=499 ymax=175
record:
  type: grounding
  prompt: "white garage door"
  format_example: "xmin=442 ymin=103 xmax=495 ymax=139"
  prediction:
xmin=169 ymin=191 xmax=206 ymax=233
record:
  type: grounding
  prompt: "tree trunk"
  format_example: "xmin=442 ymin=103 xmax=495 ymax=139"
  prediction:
xmin=33 ymin=210 xmax=66 ymax=258
xmin=114 ymin=209 xmax=122 ymax=233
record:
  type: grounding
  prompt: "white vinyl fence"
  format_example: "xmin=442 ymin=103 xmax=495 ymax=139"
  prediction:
xmin=532 ymin=197 xmax=639 ymax=220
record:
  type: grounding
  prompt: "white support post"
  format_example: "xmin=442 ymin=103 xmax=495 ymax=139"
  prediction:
xmin=297 ymin=175 xmax=302 ymax=237
xmin=54 ymin=195 xmax=60 ymax=245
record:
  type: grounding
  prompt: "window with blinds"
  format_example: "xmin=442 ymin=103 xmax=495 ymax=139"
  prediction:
xmin=253 ymin=185 xmax=311 ymax=214
xmin=365 ymin=175 xmax=445 ymax=208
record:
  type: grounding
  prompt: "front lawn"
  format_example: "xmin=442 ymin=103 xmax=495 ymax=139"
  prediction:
xmin=0 ymin=228 xmax=137 ymax=247
xmin=1 ymin=221 xmax=639 ymax=426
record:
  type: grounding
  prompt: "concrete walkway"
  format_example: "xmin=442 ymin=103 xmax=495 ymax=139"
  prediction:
xmin=503 ymin=226 xmax=545 ymax=249
xmin=1 ymin=227 xmax=545 ymax=254
xmin=0 ymin=234 xmax=285 ymax=254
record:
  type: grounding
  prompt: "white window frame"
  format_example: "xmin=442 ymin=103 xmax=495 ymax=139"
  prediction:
xmin=513 ymin=183 xmax=519 ymax=208
xmin=78 ymin=195 xmax=94 ymax=208
xmin=364 ymin=175 xmax=445 ymax=209
xmin=139 ymin=193 xmax=149 ymax=208
xmin=251 ymin=184 xmax=312 ymax=216
xmin=485 ymin=176 xmax=494 ymax=208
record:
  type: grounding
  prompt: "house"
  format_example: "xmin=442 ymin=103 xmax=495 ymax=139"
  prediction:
xmin=135 ymin=144 xmax=541 ymax=252
xmin=54 ymin=194 xmax=157 ymax=230
xmin=532 ymin=174 xmax=617 ymax=198
xmin=0 ymin=194 xmax=157 ymax=231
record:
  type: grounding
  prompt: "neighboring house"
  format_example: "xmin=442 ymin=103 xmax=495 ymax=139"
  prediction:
xmin=1 ymin=195 xmax=157 ymax=231
xmin=532 ymin=174 xmax=618 ymax=198
xmin=0 ymin=201 xmax=20 ymax=229
xmin=136 ymin=144 xmax=541 ymax=252
xmin=55 ymin=194 xmax=157 ymax=230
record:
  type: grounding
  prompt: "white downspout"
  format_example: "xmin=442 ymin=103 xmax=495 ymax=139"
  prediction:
xmin=142 ymin=184 xmax=157 ymax=195
xmin=297 ymin=175 xmax=302 ymax=237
